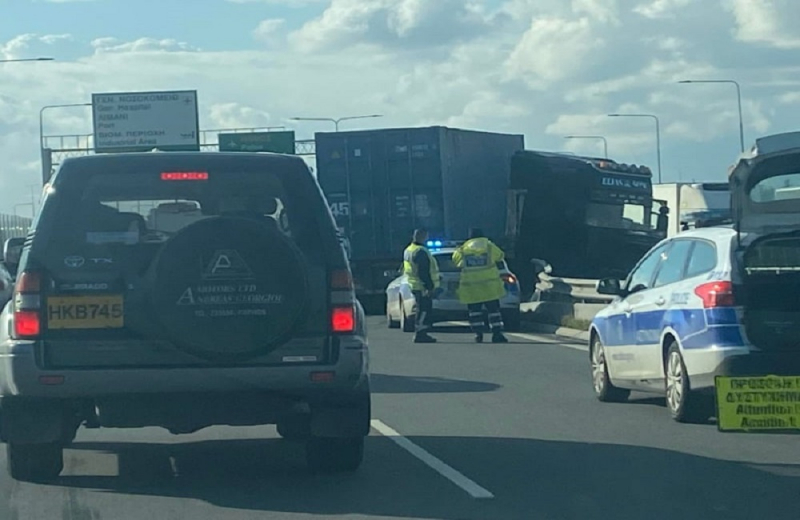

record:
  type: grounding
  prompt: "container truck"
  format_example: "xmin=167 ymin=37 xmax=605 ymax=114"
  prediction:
xmin=315 ymin=126 xmax=525 ymax=309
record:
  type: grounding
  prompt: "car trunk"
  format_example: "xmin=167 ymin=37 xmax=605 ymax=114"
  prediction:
xmin=740 ymin=233 xmax=800 ymax=351
xmin=730 ymin=136 xmax=800 ymax=352
xmin=29 ymin=153 xmax=339 ymax=369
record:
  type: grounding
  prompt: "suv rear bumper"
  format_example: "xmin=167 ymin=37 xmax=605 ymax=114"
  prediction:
xmin=0 ymin=337 xmax=369 ymax=399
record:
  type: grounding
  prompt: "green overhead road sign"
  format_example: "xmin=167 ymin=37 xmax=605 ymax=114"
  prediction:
xmin=218 ymin=131 xmax=296 ymax=154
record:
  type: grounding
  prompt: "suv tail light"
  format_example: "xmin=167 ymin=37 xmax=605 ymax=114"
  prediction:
xmin=695 ymin=281 xmax=736 ymax=308
xmin=13 ymin=271 xmax=43 ymax=339
xmin=330 ymin=268 xmax=356 ymax=334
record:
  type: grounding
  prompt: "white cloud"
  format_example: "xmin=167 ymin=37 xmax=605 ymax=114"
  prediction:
xmin=727 ymin=0 xmax=800 ymax=49
xmin=90 ymin=37 xmax=200 ymax=53
xmin=3 ymin=0 xmax=800 ymax=211
xmin=633 ymin=0 xmax=692 ymax=19
xmin=253 ymin=19 xmax=287 ymax=42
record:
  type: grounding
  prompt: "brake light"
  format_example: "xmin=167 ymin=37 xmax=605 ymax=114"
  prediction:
xmin=695 ymin=281 xmax=736 ymax=308
xmin=331 ymin=306 xmax=355 ymax=333
xmin=13 ymin=271 xmax=42 ymax=339
xmin=15 ymin=311 xmax=40 ymax=337
xmin=161 ymin=171 xmax=209 ymax=181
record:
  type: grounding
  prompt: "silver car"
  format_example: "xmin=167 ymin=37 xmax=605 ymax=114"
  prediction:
xmin=385 ymin=244 xmax=522 ymax=332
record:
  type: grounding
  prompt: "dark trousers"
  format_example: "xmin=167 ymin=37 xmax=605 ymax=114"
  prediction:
xmin=412 ymin=290 xmax=433 ymax=335
xmin=467 ymin=299 xmax=504 ymax=333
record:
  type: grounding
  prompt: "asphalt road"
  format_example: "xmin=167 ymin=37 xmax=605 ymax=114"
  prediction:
xmin=3 ymin=318 xmax=800 ymax=520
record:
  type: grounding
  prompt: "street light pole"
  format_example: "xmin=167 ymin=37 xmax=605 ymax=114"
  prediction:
xmin=38 ymin=103 xmax=92 ymax=183
xmin=678 ymin=79 xmax=745 ymax=153
xmin=0 ymin=57 xmax=54 ymax=64
xmin=608 ymin=113 xmax=662 ymax=183
xmin=290 ymin=114 xmax=384 ymax=132
xmin=564 ymin=135 xmax=608 ymax=158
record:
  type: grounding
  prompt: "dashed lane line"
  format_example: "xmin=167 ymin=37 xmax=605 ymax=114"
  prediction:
xmin=371 ymin=419 xmax=495 ymax=500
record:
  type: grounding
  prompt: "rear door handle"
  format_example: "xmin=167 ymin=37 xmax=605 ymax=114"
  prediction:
xmin=655 ymin=297 xmax=666 ymax=306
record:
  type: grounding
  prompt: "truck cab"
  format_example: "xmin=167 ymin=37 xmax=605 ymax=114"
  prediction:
xmin=508 ymin=151 xmax=667 ymax=294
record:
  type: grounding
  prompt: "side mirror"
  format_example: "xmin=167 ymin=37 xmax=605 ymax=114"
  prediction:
xmin=596 ymin=278 xmax=623 ymax=296
xmin=3 ymin=238 xmax=24 ymax=267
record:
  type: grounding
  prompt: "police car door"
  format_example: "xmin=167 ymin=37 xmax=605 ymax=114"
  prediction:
xmin=609 ymin=241 xmax=671 ymax=380
xmin=634 ymin=239 xmax=695 ymax=380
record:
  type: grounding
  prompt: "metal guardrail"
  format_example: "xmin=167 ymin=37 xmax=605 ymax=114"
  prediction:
xmin=534 ymin=272 xmax=616 ymax=304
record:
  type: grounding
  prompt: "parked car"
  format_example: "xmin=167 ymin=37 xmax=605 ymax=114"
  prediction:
xmin=0 ymin=152 xmax=370 ymax=482
xmin=588 ymin=132 xmax=800 ymax=423
xmin=385 ymin=242 xmax=522 ymax=332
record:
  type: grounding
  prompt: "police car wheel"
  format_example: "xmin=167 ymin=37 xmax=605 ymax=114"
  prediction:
xmin=665 ymin=343 xmax=712 ymax=424
xmin=591 ymin=337 xmax=630 ymax=403
xmin=387 ymin=306 xmax=400 ymax=329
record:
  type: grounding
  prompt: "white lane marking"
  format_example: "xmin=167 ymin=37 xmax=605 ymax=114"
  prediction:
xmin=508 ymin=332 xmax=589 ymax=352
xmin=444 ymin=320 xmax=588 ymax=351
xmin=371 ymin=419 xmax=495 ymax=500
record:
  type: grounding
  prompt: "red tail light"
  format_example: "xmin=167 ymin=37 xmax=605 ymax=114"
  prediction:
xmin=15 ymin=311 xmax=40 ymax=337
xmin=331 ymin=306 xmax=355 ymax=333
xmin=694 ymin=281 xmax=736 ymax=308
xmin=13 ymin=271 xmax=42 ymax=339
xmin=17 ymin=271 xmax=41 ymax=293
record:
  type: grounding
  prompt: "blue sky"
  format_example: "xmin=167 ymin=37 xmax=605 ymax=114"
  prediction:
xmin=2 ymin=0 xmax=800 ymax=214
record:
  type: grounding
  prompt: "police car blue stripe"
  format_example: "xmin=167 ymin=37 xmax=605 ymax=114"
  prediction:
xmin=593 ymin=308 xmax=745 ymax=349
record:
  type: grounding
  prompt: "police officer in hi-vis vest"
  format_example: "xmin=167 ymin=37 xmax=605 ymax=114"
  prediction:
xmin=402 ymin=229 xmax=440 ymax=344
xmin=452 ymin=228 xmax=509 ymax=344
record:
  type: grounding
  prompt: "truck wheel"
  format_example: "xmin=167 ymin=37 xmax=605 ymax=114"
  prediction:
xmin=502 ymin=309 xmax=521 ymax=332
xmin=306 ymin=436 xmax=364 ymax=474
xmin=6 ymin=442 xmax=64 ymax=482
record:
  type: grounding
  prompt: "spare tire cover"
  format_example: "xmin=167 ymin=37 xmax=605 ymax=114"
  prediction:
xmin=150 ymin=216 xmax=309 ymax=359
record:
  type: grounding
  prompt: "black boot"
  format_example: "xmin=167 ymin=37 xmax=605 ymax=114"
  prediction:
xmin=414 ymin=333 xmax=437 ymax=343
xmin=475 ymin=333 xmax=484 ymax=343
xmin=492 ymin=332 xmax=508 ymax=343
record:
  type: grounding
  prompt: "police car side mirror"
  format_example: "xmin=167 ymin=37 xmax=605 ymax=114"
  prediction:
xmin=596 ymin=278 xmax=623 ymax=296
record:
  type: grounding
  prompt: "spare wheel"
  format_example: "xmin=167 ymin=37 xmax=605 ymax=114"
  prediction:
xmin=149 ymin=216 xmax=309 ymax=359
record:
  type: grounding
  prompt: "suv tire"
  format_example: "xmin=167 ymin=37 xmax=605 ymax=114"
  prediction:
xmin=306 ymin=436 xmax=364 ymax=474
xmin=277 ymin=415 xmax=311 ymax=442
xmin=7 ymin=442 xmax=63 ymax=482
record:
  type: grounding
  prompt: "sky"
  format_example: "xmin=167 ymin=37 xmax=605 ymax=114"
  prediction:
xmin=2 ymin=0 xmax=800 ymax=215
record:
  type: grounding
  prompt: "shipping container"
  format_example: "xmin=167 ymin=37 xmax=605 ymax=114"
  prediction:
xmin=315 ymin=126 xmax=524 ymax=300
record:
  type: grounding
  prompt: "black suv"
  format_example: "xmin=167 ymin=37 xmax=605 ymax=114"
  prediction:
xmin=0 ymin=152 xmax=370 ymax=482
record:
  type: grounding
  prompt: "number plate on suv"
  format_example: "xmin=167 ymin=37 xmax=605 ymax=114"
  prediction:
xmin=46 ymin=295 xmax=124 ymax=329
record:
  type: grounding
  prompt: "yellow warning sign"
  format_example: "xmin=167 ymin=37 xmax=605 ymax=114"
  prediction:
xmin=715 ymin=375 xmax=800 ymax=432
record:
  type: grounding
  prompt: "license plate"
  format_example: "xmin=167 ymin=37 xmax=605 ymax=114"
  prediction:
xmin=46 ymin=295 xmax=124 ymax=330
xmin=715 ymin=375 xmax=800 ymax=432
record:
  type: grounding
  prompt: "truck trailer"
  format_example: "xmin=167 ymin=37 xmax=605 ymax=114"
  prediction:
xmin=315 ymin=126 xmax=525 ymax=308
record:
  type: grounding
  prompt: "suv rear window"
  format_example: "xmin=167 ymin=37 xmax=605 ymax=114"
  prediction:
xmin=46 ymin=164 xmax=324 ymax=258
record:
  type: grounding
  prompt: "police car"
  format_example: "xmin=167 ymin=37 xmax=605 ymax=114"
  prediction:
xmin=589 ymin=132 xmax=800 ymax=423
xmin=385 ymin=240 xmax=522 ymax=332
